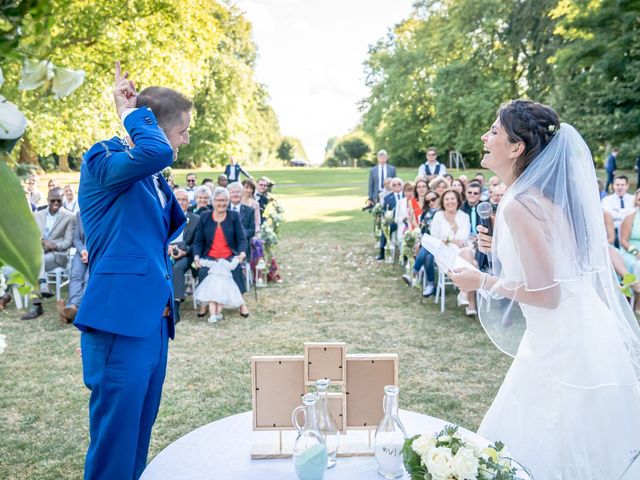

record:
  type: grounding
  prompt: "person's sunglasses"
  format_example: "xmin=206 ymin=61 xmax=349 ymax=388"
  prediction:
xmin=428 ymin=197 xmax=437 ymax=202
xmin=49 ymin=198 xmax=62 ymax=204
xmin=467 ymin=191 xmax=480 ymax=195
xmin=187 ymin=179 xmax=196 ymax=183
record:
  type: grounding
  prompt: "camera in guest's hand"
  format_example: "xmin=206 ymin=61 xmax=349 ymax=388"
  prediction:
xmin=171 ymin=246 xmax=180 ymax=257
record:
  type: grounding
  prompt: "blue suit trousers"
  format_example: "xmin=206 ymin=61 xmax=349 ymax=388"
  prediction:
xmin=81 ymin=318 xmax=169 ymax=480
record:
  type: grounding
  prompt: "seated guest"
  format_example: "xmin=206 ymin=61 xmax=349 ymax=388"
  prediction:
xmin=228 ymin=182 xmax=256 ymax=255
xmin=463 ymin=181 xmax=489 ymax=271
xmin=377 ymin=177 xmax=404 ymax=260
xmin=606 ymin=209 xmax=640 ymax=311
xmin=404 ymin=191 xmax=439 ymax=295
xmin=458 ymin=174 xmax=468 ymax=188
xmin=489 ymin=182 xmax=507 ymax=208
xmin=378 ymin=177 xmax=392 ymax=205
xmin=185 ymin=172 xmax=198 ymax=204
xmin=395 ymin=181 xmax=415 ymax=238
xmin=224 ymin=156 xmax=253 ymax=182
xmin=169 ymin=188 xmax=200 ymax=322
xmin=408 ymin=178 xmax=428 ymax=230
xmin=602 ymin=175 xmax=635 ymax=245
xmin=190 ymin=185 xmax=212 ymax=214
xmin=254 ymin=176 xmax=272 ymax=222
xmin=241 ymin=179 xmax=261 ymax=228
xmin=193 ymin=187 xmax=250 ymax=318
xmin=451 ymin=178 xmax=466 ymax=202
xmin=443 ymin=173 xmax=454 ymax=186
xmin=26 ymin=174 xmax=44 ymax=207
xmin=57 ymin=211 xmax=88 ymax=323
xmin=597 ymin=178 xmax=606 ymax=200
xmin=217 ymin=174 xmax=228 ymax=188
xmin=428 ymin=176 xmax=448 ymax=197
xmin=63 ymin=184 xmax=80 ymax=213
xmin=619 ymin=189 xmax=640 ymax=275
xmin=48 ymin=178 xmax=59 ymax=191
xmin=22 ymin=188 xmax=75 ymax=320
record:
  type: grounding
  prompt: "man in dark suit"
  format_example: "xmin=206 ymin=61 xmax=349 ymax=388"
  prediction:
xmin=228 ymin=182 xmax=256 ymax=256
xmin=377 ymin=177 xmax=404 ymax=260
xmin=224 ymin=156 xmax=252 ymax=183
xmin=254 ymin=176 xmax=271 ymax=222
xmin=605 ymin=148 xmax=619 ymax=193
xmin=57 ymin=210 xmax=89 ymax=324
xmin=76 ymin=63 xmax=191 ymax=479
xmin=169 ymin=188 xmax=200 ymax=322
xmin=367 ymin=149 xmax=397 ymax=206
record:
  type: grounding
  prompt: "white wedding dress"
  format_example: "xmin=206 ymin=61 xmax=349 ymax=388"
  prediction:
xmin=478 ymin=195 xmax=640 ymax=479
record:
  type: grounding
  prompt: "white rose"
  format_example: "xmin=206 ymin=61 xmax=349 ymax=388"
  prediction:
xmin=425 ymin=446 xmax=453 ymax=480
xmin=451 ymin=446 xmax=480 ymax=480
xmin=412 ymin=435 xmax=437 ymax=457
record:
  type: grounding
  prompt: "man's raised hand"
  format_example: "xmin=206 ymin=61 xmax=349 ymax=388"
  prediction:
xmin=113 ymin=61 xmax=137 ymax=118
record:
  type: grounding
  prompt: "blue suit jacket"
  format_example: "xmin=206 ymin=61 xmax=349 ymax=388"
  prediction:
xmin=75 ymin=108 xmax=186 ymax=339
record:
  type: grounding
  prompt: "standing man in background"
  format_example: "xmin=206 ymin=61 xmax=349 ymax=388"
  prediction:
xmin=605 ymin=148 xmax=619 ymax=193
xmin=418 ymin=147 xmax=446 ymax=177
xmin=224 ymin=156 xmax=253 ymax=182
xmin=76 ymin=62 xmax=191 ymax=479
xmin=367 ymin=149 xmax=396 ymax=207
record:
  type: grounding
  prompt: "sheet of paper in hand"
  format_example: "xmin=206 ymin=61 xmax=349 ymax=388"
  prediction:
xmin=420 ymin=233 xmax=476 ymax=272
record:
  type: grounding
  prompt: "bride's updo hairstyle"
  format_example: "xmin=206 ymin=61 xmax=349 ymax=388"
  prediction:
xmin=498 ymin=99 xmax=560 ymax=179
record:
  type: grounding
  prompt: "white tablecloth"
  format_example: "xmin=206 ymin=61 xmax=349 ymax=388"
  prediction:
xmin=142 ymin=410 xmax=524 ymax=479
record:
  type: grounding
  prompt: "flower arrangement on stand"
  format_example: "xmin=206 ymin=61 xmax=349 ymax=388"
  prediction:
xmin=265 ymin=199 xmax=285 ymax=235
xmin=402 ymin=228 xmax=421 ymax=274
xmin=382 ymin=210 xmax=395 ymax=263
xmin=371 ymin=203 xmax=383 ymax=239
xmin=402 ymin=425 xmax=527 ymax=480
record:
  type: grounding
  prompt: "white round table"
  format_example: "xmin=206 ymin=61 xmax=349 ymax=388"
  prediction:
xmin=142 ymin=410 xmax=522 ymax=479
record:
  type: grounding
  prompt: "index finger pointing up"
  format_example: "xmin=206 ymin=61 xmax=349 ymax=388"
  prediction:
xmin=115 ymin=61 xmax=121 ymax=83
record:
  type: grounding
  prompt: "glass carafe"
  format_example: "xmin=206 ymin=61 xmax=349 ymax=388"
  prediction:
xmin=292 ymin=393 xmax=328 ymax=480
xmin=373 ymin=385 xmax=407 ymax=479
xmin=314 ymin=378 xmax=340 ymax=468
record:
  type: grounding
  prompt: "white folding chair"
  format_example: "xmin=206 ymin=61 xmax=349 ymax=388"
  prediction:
xmin=184 ymin=270 xmax=197 ymax=309
xmin=434 ymin=267 xmax=456 ymax=313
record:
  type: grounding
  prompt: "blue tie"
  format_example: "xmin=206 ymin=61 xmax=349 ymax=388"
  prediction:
xmin=620 ymin=197 xmax=625 ymax=209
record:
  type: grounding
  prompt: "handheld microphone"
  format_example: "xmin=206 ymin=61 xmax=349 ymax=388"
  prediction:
xmin=476 ymin=201 xmax=494 ymax=236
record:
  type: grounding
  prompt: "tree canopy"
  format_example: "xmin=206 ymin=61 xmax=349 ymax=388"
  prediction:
xmin=360 ymin=0 xmax=640 ymax=168
xmin=0 ymin=0 xmax=281 ymax=169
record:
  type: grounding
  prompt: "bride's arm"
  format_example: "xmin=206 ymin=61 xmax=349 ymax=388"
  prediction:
xmin=451 ymin=199 xmax=561 ymax=309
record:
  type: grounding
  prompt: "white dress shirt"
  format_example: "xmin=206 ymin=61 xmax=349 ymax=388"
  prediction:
xmin=418 ymin=161 xmax=446 ymax=177
xmin=378 ymin=164 xmax=389 ymax=191
xmin=44 ymin=209 xmax=60 ymax=239
xmin=602 ymin=193 xmax=635 ymax=228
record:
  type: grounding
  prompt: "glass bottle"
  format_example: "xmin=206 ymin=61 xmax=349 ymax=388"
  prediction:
xmin=374 ymin=385 xmax=407 ymax=479
xmin=292 ymin=393 xmax=328 ymax=480
xmin=314 ymin=378 xmax=340 ymax=468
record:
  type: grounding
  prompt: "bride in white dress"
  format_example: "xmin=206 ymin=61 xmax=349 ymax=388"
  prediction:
xmin=450 ymin=99 xmax=640 ymax=479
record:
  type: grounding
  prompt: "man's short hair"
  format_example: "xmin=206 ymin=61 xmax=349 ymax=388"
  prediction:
xmin=201 ymin=178 xmax=213 ymax=185
xmin=377 ymin=149 xmax=388 ymax=157
xmin=136 ymin=87 xmax=193 ymax=129
xmin=173 ymin=188 xmax=188 ymax=196
xmin=218 ymin=174 xmax=228 ymax=180
xmin=195 ymin=185 xmax=212 ymax=198
xmin=227 ymin=182 xmax=243 ymax=193
xmin=426 ymin=147 xmax=437 ymax=155
xmin=466 ymin=181 xmax=482 ymax=191
xmin=186 ymin=173 xmax=197 ymax=179
xmin=615 ymin=175 xmax=629 ymax=183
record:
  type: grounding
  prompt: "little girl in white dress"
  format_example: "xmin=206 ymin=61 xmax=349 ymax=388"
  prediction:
xmin=195 ymin=258 xmax=244 ymax=323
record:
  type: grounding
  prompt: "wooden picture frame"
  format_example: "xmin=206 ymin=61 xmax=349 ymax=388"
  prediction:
xmin=303 ymin=342 xmax=347 ymax=386
xmin=252 ymin=356 xmax=305 ymax=431
xmin=345 ymin=354 xmax=398 ymax=430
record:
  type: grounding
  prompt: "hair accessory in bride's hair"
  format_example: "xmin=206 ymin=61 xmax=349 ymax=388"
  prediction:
xmin=548 ymin=124 xmax=557 ymax=134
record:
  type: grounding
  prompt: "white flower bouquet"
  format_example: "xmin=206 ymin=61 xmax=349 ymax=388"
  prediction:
xmin=403 ymin=425 xmax=527 ymax=480
xmin=265 ymin=200 xmax=285 ymax=235
xmin=371 ymin=203 xmax=383 ymax=239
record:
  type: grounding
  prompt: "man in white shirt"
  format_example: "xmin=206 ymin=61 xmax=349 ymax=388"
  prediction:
xmin=602 ymin=175 xmax=635 ymax=246
xmin=418 ymin=147 xmax=446 ymax=177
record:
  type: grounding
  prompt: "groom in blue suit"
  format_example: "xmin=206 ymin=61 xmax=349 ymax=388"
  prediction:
xmin=76 ymin=63 xmax=192 ymax=479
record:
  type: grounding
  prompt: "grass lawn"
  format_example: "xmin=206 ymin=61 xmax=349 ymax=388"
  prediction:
xmin=4 ymin=167 xmax=512 ymax=478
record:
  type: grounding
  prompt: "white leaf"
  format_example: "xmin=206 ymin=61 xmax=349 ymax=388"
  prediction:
xmin=18 ymin=59 xmax=53 ymax=91
xmin=52 ymin=66 xmax=85 ymax=99
xmin=0 ymin=95 xmax=28 ymax=139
